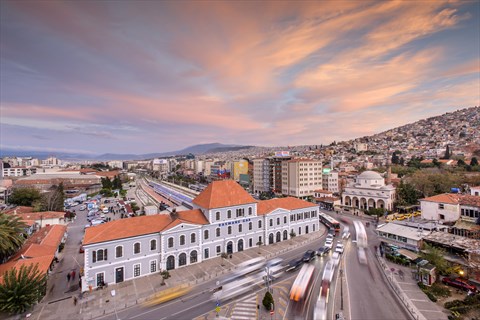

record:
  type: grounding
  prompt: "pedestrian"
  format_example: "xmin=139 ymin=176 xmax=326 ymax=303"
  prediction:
xmin=71 ymin=270 xmax=76 ymax=280
xmin=67 ymin=273 xmax=71 ymax=282
xmin=73 ymin=296 xmax=77 ymax=306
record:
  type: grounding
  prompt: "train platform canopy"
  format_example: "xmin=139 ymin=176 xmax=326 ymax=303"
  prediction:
xmin=376 ymin=222 xmax=431 ymax=241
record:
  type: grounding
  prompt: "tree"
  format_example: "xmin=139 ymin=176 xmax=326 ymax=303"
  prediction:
xmin=471 ymin=157 xmax=479 ymax=167
xmin=442 ymin=145 xmax=451 ymax=160
xmin=101 ymin=177 xmax=113 ymax=190
xmin=421 ymin=243 xmax=448 ymax=275
xmin=396 ymin=181 xmax=420 ymax=206
xmin=39 ymin=183 xmax=65 ymax=212
xmin=262 ymin=291 xmax=274 ymax=310
xmin=457 ymin=159 xmax=466 ymax=166
xmin=391 ymin=151 xmax=401 ymax=165
xmin=0 ymin=263 xmax=47 ymax=314
xmin=408 ymin=171 xmax=463 ymax=197
xmin=112 ymin=176 xmax=122 ymax=190
xmin=8 ymin=188 xmax=41 ymax=206
xmin=0 ymin=214 xmax=26 ymax=262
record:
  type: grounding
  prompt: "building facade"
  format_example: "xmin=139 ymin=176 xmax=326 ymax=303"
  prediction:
xmin=253 ymin=158 xmax=271 ymax=194
xmin=281 ymin=159 xmax=322 ymax=199
xmin=342 ymin=171 xmax=396 ymax=211
xmin=82 ymin=180 xmax=320 ymax=291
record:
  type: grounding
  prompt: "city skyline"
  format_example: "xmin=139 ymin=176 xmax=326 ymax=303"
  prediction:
xmin=1 ymin=1 xmax=479 ymax=155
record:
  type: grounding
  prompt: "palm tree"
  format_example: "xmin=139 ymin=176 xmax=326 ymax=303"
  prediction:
xmin=0 ymin=263 xmax=47 ymax=314
xmin=0 ymin=214 xmax=27 ymax=262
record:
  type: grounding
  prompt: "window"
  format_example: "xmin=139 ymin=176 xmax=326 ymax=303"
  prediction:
xmin=277 ymin=218 xmax=280 ymax=225
xmin=258 ymin=220 xmax=262 ymax=228
xmin=168 ymin=237 xmax=174 ymax=248
xmin=249 ymin=238 xmax=253 ymax=247
xmin=133 ymin=242 xmax=141 ymax=254
xmin=439 ymin=204 xmax=445 ymax=210
xmin=204 ymin=230 xmax=209 ymax=240
xmin=248 ymin=207 xmax=252 ymax=215
xmin=239 ymin=224 xmax=243 ymax=232
xmin=204 ymin=248 xmax=209 ymax=259
xmin=269 ymin=219 xmax=273 ymax=227
xmin=180 ymin=235 xmax=185 ymax=245
xmin=115 ymin=246 xmax=123 ymax=258
xmin=216 ymin=245 xmax=221 ymax=253
xmin=190 ymin=250 xmax=198 ymax=263
xmin=191 ymin=233 xmax=196 ymax=243
xmin=150 ymin=239 xmax=157 ymax=251
xmin=249 ymin=222 xmax=252 ymax=230
xmin=258 ymin=236 xmax=262 ymax=245
xmin=96 ymin=273 xmax=104 ymax=287
xmin=228 ymin=226 xmax=232 ymax=235
xmin=216 ymin=211 xmax=220 ymax=220
xmin=284 ymin=216 xmax=287 ymax=224
xmin=150 ymin=260 xmax=157 ymax=273
xmin=227 ymin=210 xmax=232 ymax=219
xmin=216 ymin=228 xmax=220 ymax=237
xmin=92 ymin=249 xmax=107 ymax=263
xmin=298 ymin=227 xmax=301 ymax=235
xmin=236 ymin=208 xmax=244 ymax=217
xmin=133 ymin=264 xmax=140 ymax=277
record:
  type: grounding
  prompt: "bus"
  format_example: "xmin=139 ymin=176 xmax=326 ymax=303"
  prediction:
xmin=353 ymin=220 xmax=368 ymax=264
xmin=319 ymin=212 xmax=341 ymax=233
xmin=290 ymin=264 xmax=315 ymax=315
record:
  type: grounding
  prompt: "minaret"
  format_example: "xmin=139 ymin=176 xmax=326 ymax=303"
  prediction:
xmin=386 ymin=156 xmax=392 ymax=185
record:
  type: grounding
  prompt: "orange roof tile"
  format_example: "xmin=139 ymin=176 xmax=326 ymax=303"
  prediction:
xmin=257 ymin=197 xmax=317 ymax=215
xmin=14 ymin=211 xmax=65 ymax=221
xmin=40 ymin=225 xmax=67 ymax=247
xmin=83 ymin=209 xmax=208 ymax=245
xmin=421 ymin=193 xmax=460 ymax=205
xmin=192 ymin=180 xmax=256 ymax=209
xmin=2 ymin=206 xmax=34 ymax=215
xmin=459 ymin=195 xmax=480 ymax=207
xmin=0 ymin=255 xmax=53 ymax=285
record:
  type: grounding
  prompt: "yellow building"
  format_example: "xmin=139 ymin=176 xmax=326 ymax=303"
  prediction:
xmin=232 ymin=159 xmax=249 ymax=181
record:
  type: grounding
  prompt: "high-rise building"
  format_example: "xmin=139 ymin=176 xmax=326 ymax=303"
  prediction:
xmin=322 ymin=169 xmax=339 ymax=194
xmin=281 ymin=159 xmax=322 ymax=198
xmin=253 ymin=158 xmax=271 ymax=194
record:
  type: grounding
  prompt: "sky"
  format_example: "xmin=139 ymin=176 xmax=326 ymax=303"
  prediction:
xmin=1 ymin=1 xmax=479 ymax=155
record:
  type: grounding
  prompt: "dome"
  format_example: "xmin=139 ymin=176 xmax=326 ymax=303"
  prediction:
xmin=357 ymin=171 xmax=383 ymax=180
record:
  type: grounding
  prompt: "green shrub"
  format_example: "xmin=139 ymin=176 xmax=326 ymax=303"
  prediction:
xmin=262 ymin=291 xmax=274 ymax=310
xmin=450 ymin=305 xmax=476 ymax=314
xmin=417 ymin=282 xmax=427 ymax=290
xmin=430 ymin=283 xmax=451 ymax=298
xmin=424 ymin=291 xmax=437 ymax=302
xmin=445 ymin=300 xmax=464 ymax=309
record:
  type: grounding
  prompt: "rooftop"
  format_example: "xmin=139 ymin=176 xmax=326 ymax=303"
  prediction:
xmin=192 ymin=180 xmax=256 ymax=209
xmin=257 ymin=197 xmax=317 ymax=215
xmin=376 ymin=222 xmax=431 ymax=241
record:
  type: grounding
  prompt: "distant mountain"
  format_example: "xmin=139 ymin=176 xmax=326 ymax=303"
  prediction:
xmin=0 ymin=149 xmax=95 ymax=160
xmin=94 ymin=143 xmax=252 ymax=160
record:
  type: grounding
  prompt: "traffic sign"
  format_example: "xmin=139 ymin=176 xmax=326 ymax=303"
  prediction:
xmin=215 ymin=306 xmax=221 ymax=313
xmin=216 ymin=301 xmax=220 ymax=307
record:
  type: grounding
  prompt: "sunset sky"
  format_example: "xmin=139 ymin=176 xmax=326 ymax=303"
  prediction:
xmin=1 ymin=1 xmax=479 ymax=155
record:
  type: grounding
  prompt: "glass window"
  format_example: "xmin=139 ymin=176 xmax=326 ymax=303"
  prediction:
xmin=284 ymin=216 xmax=287 ymax=224
xmin=227 ymin=210 xmax=232 ymax=219
xmin=168 ymin=237 xmax=174 ymax=248
xmin=258 ymin=220 xmax=262 ymax=228
xmin=150 ymin=239 xmax=157 ymax=251
xmin=216 ymin=245 xmax=221 ymax=253
xmin=249 ymin=222 xmax=252 ymax=230
xmin=239 ymin=224 xmax=243 ymax=232
xmin=115 ymin=246 xmax=123 ymax=258
xmin=134 ymin=264 xmax=140 ymax=277
xmin=228 ymin=226 xmax=232 ymax=235
xmin=96 ymin=273 xmax=104 ymax=287
xmin=248 ymin=207 xmax=252 ymax=215
xmin=134 ymin=242 xmax=141 ymax=254
xmin=150 ymin=260 xmax=157 ymax=273
xmin=216 ymin=212 xmax=220 ymax=220
xmin=180 ymin=235 xmax=185 ymax=245
xmin=204 ymin=248 xmax=209 ymax=259
xmin=277 ymin=218 xmax=280 ymax=225
xmin=216 ymin=228 xmax=220 ymax=237
xmin=204 ymin=230 xmax=209 ymax=240
xmin=191 ymin=233 xmax=196 ymax=243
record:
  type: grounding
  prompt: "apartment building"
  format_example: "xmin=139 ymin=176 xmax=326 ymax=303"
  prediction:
xmin=81 ymin=180 xmax=319 ymax=291
xmin=322 ymin=170 xmax=339 ymax=194
xmin=281 ymin=159 xmax=322 ymax=199
xmin=253 ymin=158 xmax=271 ymax=194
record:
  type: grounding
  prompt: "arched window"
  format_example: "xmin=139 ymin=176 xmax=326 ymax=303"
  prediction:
xmin=216 ymin=212 xmax=220 ymax=220
xmin=258 ymin=220 xmax=262 ymax=228
xmin=133 ymin=242 xmax=141 ymax=254
xmin=238 ymin=224 xmax=243 ymax=232
xmin=249 ymin=222 xmax=252 ymax=230
xmin=227 ymin=210 xmax=232 ymax=219
xmin=179 ymin=253 xmax=187 ymax=266
xmin=228 ymin=226 xmax=232 ymax=235
xmin=216 ymin=228 xmax=220 ymax=237
xmin=150 ymin=239 xmax=157 ymax=251
xmin=180 ymin=235 xmax=185 ymax=245
xmin=115 ymin=246 xmax=123 ymax=258
xmin=168 ymin=237 xmax=174 ymax=248
xmin=269 ymin=219 xmax=273 ymax=227
xmin=190 ymin=250 xmax=198 ymax=264
xmin=204 ymin=230 xmax=209 ymax=240
xmin=248 ymin=207 xmax=252 ymax=215
xmin=191 ymin=233 xmax=196 ymax=243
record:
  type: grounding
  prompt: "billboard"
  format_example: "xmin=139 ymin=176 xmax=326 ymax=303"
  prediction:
xmin=322 ymin=168 xmax=331 ymax=174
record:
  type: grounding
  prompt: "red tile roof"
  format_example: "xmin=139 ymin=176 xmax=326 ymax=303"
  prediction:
xmin=1 ymin=206 xmax=34 ymax=215
xmin=421 ymin=193 xmax=460 ymax=204
xmin=192 ymin=180 xmax=256 ymax=209
xmin=13 ymin=211 xmax=65 ymax=221
xmin=83 ymin=209 xmax=208 ymax=245
xmin=257 ymin=197 xmax=317 ymax=215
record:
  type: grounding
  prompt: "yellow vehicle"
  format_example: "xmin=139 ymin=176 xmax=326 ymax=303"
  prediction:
xmin=143 ymin=284 xmax=191 ymax=307
xmin=395 ymin=214 xmax=406 ymax=221
xmin=413 ymin=211 xmax=421 ymax=217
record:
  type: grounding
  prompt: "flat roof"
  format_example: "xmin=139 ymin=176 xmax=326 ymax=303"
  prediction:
xmin=423 ymin=232 xmax=480 ymax=252
xmin=376 ymin=222 xmax=431 ymax=241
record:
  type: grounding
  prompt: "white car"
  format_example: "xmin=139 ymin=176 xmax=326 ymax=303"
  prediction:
xmin=335 ymin=243 xmax=344 ymax=254
xmin=331 ymin=252 xmax=341 ymax=267
xmin=325 ymin=239 xmax=334 ymax=249
xmin=102 ymin=207 xmax=109 ymax=214
xmin=357 ymin=248 xmax=367 ymax=264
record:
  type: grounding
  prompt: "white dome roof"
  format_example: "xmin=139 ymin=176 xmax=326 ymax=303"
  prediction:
xmin=357 ymin=171 xmax=383 ymax=180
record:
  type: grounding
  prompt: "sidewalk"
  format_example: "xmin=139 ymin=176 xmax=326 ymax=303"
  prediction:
xmin=18 ymin=227 xmax=326 ymax=320
xmin=376 ymin=255 xmax=449 ymax=320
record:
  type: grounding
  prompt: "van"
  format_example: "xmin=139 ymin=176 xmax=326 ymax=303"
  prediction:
xmin=91 ymin=219 xmax=105 ymax=227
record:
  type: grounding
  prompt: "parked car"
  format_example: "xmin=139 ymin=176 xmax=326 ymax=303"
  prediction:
xmin=303 ymin=250 xmax=316 ymax=262
xmin=103 ymin=207 xmax=109 ymax=214
xmin=286 ymin=258 xmax=303 ymax=272
xmin=317 ymin=246 xmax=331 ymax=257
xmin=442 ymin=277 xmax=478 ymax=292
xmin=79 ymin=205 xmax=86 ymax=211
xmin=335 ymin=243 xmax=344 ymax=254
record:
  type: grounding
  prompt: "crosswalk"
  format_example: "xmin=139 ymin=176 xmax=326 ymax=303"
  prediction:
xmin=230 ymin=293 xmax=258 ymax=320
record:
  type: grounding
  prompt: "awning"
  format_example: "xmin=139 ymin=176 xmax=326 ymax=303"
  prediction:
xmin=398 ymin=249 xmax=419 ymax=261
